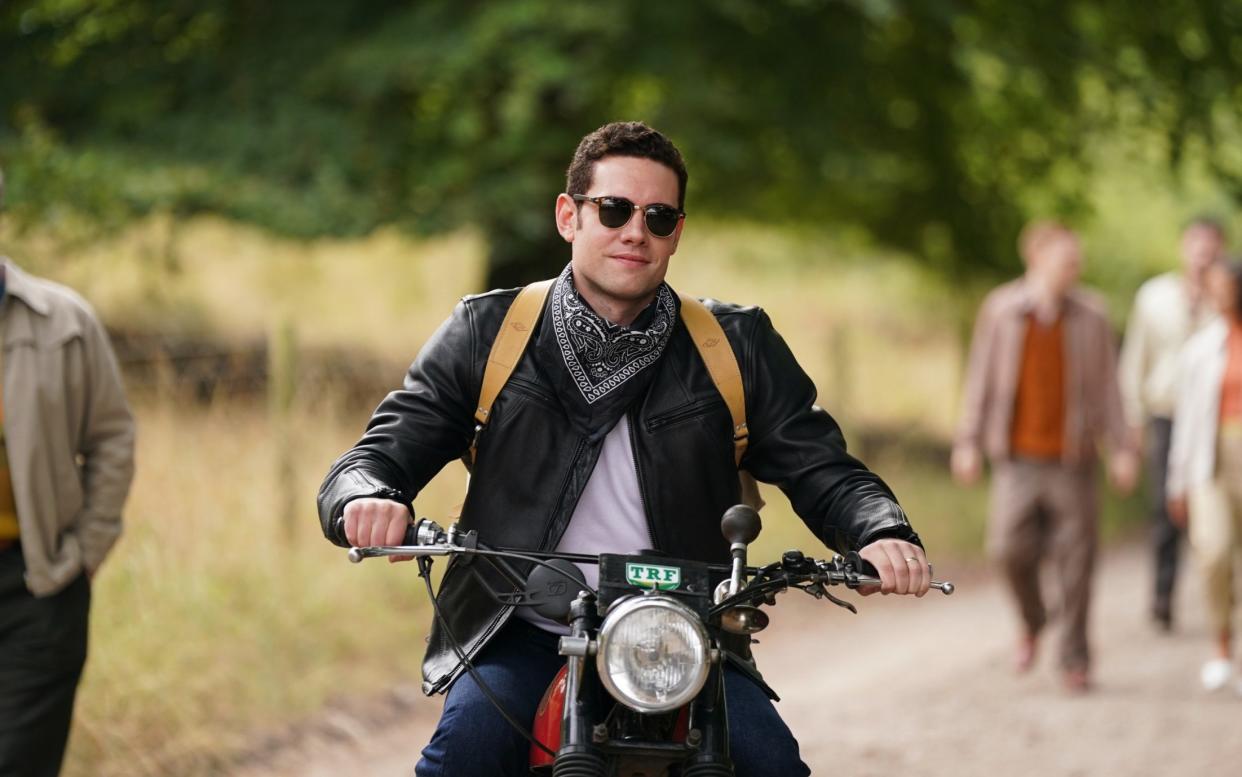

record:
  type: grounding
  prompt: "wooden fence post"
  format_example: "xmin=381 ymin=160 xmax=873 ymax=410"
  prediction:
xmin=830 ymin=323 xmax=865 ymax=459
xmin=269 ymin=316 xmax=298 ymax=537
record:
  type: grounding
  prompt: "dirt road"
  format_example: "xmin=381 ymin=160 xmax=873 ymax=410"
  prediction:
xmin=233 ymin=545 xmax=1242 ymax=776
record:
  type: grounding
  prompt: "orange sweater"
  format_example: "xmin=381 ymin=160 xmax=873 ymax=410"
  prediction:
xmin=1221 ymin=322 xmax=1242 ymax=425
xmin=1011 ymin=314 xmax=1066 ymax=459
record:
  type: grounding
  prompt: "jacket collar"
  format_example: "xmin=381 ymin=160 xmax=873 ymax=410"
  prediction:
xmin=1006 ymin=277 xmax=1089 ymax=322
xmin=0 ymin=257 xmax=51 ymax=316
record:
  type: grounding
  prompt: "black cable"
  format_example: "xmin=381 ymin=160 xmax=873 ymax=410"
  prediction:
xmin=418 ymin=557 xmax=558 ymax=758
xmin=706 ymin=578 xmax=793 ymax=618
xmin=476 ymin=551 xmax=529 ymax=590
xmin=466 ymin=547 xmax=598 ymax=598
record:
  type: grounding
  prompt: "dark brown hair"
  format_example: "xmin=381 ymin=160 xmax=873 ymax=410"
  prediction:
xmin=566 ymin=121 xmax=688 ymax=210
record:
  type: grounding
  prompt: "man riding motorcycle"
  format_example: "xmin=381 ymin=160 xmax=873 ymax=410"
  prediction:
xmin=317 ymin=121 xmax=931 ymax=776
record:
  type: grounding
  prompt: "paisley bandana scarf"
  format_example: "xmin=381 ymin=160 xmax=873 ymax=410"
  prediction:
xmin=539 ymin=263 xmax=677 ymax=437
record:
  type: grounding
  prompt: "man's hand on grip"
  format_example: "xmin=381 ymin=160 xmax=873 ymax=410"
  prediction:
xmin=343 ymin=498 xmax=414 ymax=562
xmin=857 ymin=539 xmax=931 ymax=598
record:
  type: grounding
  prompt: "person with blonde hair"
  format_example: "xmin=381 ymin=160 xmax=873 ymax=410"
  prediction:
xmin=952 ymin=220 xmax=1138 ymax=692
xmin=1167 ymin=257 xmax=1242 ymax=693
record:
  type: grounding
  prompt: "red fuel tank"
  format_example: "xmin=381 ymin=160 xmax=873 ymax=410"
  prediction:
xmin=529 ymin=665 xmax=569 ymax=768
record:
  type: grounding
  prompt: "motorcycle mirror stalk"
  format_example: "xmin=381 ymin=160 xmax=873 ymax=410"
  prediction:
xmin=720 ymin=504 xmax=761 ymax=598
xmin=715 ymin=505 xmax=771 ymax=635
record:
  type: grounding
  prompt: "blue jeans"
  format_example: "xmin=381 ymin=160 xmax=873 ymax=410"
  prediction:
xmin=415 ymin=618 xmax=810 ymax=776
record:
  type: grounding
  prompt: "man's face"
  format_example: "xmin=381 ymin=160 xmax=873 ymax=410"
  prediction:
xmin=1206 ymin=261 xmax=1237 ymax=316
xmin=1029 ymin=233 xmax=1083 ymax=296
xmin=555 ymin=156 xmax=683 ymax=317
xmin=1180 ymin=224 xmax=1224 ymax=276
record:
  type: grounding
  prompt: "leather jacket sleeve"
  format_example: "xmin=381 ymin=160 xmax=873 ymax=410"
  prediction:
xmin=738 ymin=310 xmax=920 ymax=552
xmin=316 ymin=299 xmax=480 ymax=544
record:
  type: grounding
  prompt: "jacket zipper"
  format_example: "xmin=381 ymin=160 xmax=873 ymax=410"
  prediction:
xmin=538 ymin=436 xmax=588 ymax=551
xmin=645 ymin=397 xmax=724 ymax=432
xmin=627 ymin=412 xmax=658 ymax=549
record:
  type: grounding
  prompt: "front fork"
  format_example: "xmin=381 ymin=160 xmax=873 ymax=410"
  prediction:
xmin=553 ymin=593 xmax=608 ymax=777
xmin=683 ymin=663 xmax=733 ymax=776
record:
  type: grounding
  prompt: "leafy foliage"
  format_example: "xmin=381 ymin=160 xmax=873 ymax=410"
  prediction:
xmin=3 ymin=0 xmax=1242 ymax=287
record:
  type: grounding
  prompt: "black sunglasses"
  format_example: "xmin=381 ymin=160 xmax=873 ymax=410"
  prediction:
xmin=571 ymin=194 xmax=685 ymax=238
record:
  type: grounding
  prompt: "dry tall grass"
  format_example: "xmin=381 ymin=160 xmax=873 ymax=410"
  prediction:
xmin=63 ymin=398 xmax=469 ymax=777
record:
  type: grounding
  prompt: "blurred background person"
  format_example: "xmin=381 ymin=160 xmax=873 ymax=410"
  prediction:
xmin=0 ymin=168 xmax=136 ymax=777
xmin=1119 ymin=217 xmax=1226 ymax=632
xmin=952 ymin=221 xmax=1138 ymax=693
xmin=1167 ymin=257 xmax=1242 ymax=694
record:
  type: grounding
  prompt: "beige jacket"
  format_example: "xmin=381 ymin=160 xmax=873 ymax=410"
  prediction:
xmin=954 ymin=279 xmax=1131 ymax=467
xmin=1166 ymin=320 xmax=1230 ymax=499
xmin=1118 ymin=272 xmax=1216 ymax=426
xmin=1 ymin=257 xmax=135 ymax=596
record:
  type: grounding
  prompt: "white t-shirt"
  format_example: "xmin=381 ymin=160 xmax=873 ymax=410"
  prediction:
xmin=515 ymin=418 xmax=651 ymax=634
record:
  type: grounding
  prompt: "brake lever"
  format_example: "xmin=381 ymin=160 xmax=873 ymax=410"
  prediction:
xmin=348 ymin=544 xmax=453 ymax=563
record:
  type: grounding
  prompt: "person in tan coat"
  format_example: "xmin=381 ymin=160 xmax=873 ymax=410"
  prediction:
xmin=951 ymin=221 xmax=1138 ymax=692
xmin=0 ymin=169 xmax=136 ymax=777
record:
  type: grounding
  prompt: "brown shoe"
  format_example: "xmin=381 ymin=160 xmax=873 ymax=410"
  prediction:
xmin=1063 ymin=669 xmax=1091 ymax=694
xmin=1014 ymin=634 xmax=1038 ymax=674
xmin=1152 ymin=601 xmax=1173 ymax=633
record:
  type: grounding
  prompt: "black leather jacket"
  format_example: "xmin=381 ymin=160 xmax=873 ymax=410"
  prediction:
xmin=318 ymin=287 xmax=920 ymax=694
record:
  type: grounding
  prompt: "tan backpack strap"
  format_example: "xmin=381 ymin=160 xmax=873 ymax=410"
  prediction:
xmin=469 ymin=279 xmax=555 ymax=463
xmin=677 ymin=292 xmax=748 ymax=467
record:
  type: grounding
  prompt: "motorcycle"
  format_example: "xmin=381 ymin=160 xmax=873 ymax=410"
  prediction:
xmin=346 ymin=505 xmax=954 ymax=776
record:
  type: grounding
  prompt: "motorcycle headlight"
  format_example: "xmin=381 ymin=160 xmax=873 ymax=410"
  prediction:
xmin=595 ymin=596 xmax=710 ymax=713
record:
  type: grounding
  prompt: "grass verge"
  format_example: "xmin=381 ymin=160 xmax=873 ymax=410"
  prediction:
xmin=64 ymin=399 xmax=469 ymax=777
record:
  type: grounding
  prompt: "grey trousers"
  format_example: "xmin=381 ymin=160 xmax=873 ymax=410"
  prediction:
xmin=988 ymin=459 xmax=1098 ymax=672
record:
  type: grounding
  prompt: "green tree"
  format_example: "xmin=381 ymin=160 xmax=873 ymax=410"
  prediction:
xmin=3 ymin=0 xmax=1241 ymax=288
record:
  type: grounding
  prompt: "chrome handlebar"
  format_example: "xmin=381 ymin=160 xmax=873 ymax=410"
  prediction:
xmin=345 ymin=518 xmax=955 ymax=595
